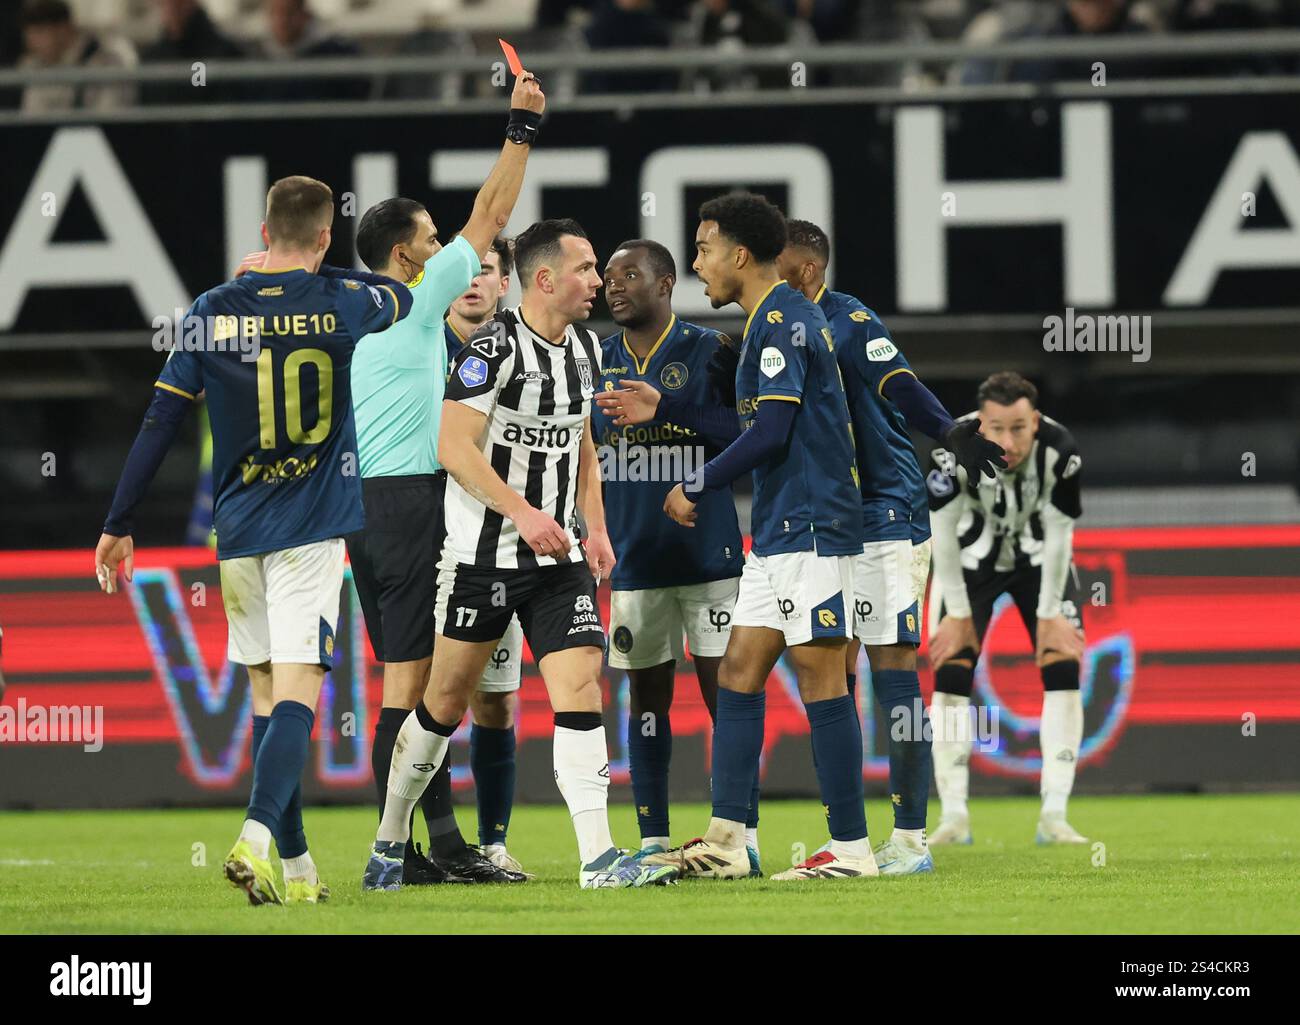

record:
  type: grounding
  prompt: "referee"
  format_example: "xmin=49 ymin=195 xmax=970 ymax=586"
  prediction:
xmin=345 ymin=71 xmax=544 ymax=886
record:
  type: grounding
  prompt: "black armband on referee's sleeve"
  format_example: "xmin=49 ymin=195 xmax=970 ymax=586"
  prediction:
xmin=506 ymin=108 xmax=541 ymax=146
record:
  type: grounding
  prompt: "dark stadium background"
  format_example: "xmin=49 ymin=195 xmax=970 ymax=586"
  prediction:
xmin=1 ymin=0 xmax=1298 ymax=808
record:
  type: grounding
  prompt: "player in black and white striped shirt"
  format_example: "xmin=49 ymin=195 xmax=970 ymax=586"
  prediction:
xmin=363 ymin=219 xmax=676 ymax=890
xmin=925 ymin=372 xmax=1089 ymax=847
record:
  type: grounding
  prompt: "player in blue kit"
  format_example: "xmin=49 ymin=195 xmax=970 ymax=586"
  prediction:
xmin=777 ymin=220 xmax=1006 ymax=874
xmin=94 ymin=176 xmax=412 ymax=905
xmin=625 ymin=193 xmax=875 ymax=880
xmin=588 ymin=240 xmax=751 ymax=867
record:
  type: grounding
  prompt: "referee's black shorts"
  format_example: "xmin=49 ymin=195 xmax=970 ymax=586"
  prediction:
xmin=344 ymin=472 xmax=445 ymax=664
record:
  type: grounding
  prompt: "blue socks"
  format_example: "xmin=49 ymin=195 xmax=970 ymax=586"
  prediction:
xmin=470 ymin=723 xmax=517 ymax=847
xmin=873 ymin=669 xmax=931 ymax=831
xmin=711 ymin=689 xmax=766 ymax=823
xmin=627 ymin=711 xmax=672 ymax=840
xmin=246 ymin=701 xmax=313 ymax=855
xmin=250 ymin=713 xmax=308 ymax=858
xmin=806 ymin=694 xmax=867 ymax=841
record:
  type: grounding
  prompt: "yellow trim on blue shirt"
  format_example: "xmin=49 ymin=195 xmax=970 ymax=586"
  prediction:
xmin=622 ymin=314 xmax=676 ymax=375
xmin=876 ymin=366 xmax=916 ymax=397
xmin=246 ymin=266 xmax=306 ymax=275
xmin=813 ymin=283 xmax=827 ymax=304
xmin=445 ymin=317 xmax=468 ymax=344
xmin=757 ymin=394 xmax=801 ymax=404
xmin=379 ymin=284 xmax=399 ymax=325
xmin=155 ymin=381 xmax=196 ymax=401
xmin=743 ymin=280 xmax=784 ymax=342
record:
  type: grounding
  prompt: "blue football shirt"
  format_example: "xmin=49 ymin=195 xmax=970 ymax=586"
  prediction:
xmin=735 ymin=282 xmax=862 ymax=558
xmin=156 ymin=267 xmax=405 ymax=559
xmin=592 ymin=315 xmax=744 ymax=590
xmin=818 ymin=287 xmax=931 ymax=544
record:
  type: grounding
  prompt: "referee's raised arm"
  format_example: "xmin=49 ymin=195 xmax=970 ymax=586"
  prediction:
xmin=457 ymin=70 xmax=547 ymax=259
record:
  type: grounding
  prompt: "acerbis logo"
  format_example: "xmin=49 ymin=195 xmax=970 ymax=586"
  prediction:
xmin=575 ymin=594 xmax=595 ymax=613
xmin=503 ymin=421 xmax=572 ymax=449
xmin=413 ymin=762 xmax=436 ymax=772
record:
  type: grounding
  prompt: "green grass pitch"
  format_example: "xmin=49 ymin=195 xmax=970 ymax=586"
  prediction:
xmin=1 ymin=795 xmax=1296 ymax=934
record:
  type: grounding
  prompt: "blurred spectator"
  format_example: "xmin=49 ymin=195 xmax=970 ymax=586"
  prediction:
xmin=139 ymin=0 xmax=245 ymax=105
xmin=537 ymin=0 xmax=597 ymax=26
xmin=784 ymin=0 xmax=860 ymax=42
xmin=958 ymin=1 xmax=1164 ymax=85
xmin=0 ymin=3 xmax=26 ymax=109
xmin=695 ymin=0 xmax=791 ymax=89
xmin=584 ymin=0 xmax=675 ymax=94
xmin=258 ymin=0 xmax=367 ymax=102
xmin=1168 ymin=0 xmax=1281 ymax=74
xmin=18 ymin=0 xmax=138 ymax=114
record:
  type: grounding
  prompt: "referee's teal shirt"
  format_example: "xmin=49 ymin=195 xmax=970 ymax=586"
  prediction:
xmin=352 ymin=235 xmax=479 ymax=478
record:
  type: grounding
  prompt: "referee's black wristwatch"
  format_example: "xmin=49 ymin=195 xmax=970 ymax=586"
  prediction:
xmin=506 ymin=108 xmax=542 ymax=146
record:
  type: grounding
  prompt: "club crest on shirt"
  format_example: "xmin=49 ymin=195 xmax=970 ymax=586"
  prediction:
xmin=660 ymin=362 xmax=688 ymax=390
xmin=576 ymin=357 xmax=594 ymax=393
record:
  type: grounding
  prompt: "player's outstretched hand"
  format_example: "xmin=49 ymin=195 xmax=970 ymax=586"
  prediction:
xmin=510 ymin=70 xmax=545 ymax=116
xmin=929 ymin=614 xmax=979 ymax=668
xmin=594 ymin=380 xmax=661 ymax=427
xmin=706 ymin=339 xmax=739 ymax=408
xmin=584 ymin=528 xmax=616 ymax=583
xmin=944 ymin=419 xmax=1007 ymax=482
xmin=94 ymin=533 xmax=134 ymax=595
xmin=513 ymin=505 xmax=571 ymax=560
xmin=1035 ymin=614 xmax=1085 ymax=665
xmin=663 ymin=483 xmax=698 ymax=527
xmin=233 ymin=250 xmax=267 ymax=279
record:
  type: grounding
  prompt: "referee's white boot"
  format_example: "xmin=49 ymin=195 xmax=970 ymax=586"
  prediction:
xmin=929 ymin=814 xmax=972 ymax=846
xmin=1035 ymin=813 xmax=1088 ymax=845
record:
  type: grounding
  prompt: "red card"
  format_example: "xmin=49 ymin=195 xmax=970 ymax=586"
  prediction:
xmin=498 ymin=38 xmax=524 ymax=76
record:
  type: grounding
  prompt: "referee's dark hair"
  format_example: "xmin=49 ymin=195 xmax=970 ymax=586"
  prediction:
xmin=488 ymin=235 xmax=514 ymax=279
xmin=785 ymin=219 xmax=831 ymax=267
xmin=265 ymin=175 xmax=334 ymax=250
xmin=978 ymin=371 xmax=1039 ymax=409
xmin=698 ymin=192 xmax=787 ymax=263
xmin=613 ymin=239 xmax=676 ymax=282
xmin=514 ymin=218 xmax=587 ymax=288
xmin=356 ymin=197 xmax=425 ymax=273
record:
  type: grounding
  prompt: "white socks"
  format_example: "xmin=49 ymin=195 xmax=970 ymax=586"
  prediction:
xmin=282 ymin=852 xmax=317 ymax=884
xmin=830 ymin=837 xmax=872 ymax=859
xmin=1040 ymin=689 xmax=1083 ymax=818
xmin=377 ymin=709 xmax=450 ymax=844
xmin=704 ymin=817 xmax=746 ymax=849
xmin=745 ymin=827 xmax=758 ymax=852
xmin=642 ymin=835 xmax=670 ymax=851
xmin=554 ymin=724 xmax=615 ymax=864
xmin=891 ymin=827 xmax=927 ymax=851
xmin=238 ymin=819 xmax=273 ymax=860
xmin=929 ymin=692 xmax=972 ymax=820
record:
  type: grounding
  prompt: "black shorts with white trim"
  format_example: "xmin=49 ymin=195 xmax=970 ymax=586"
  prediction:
xmin=435 ymin=560 xmax=605 ymax=663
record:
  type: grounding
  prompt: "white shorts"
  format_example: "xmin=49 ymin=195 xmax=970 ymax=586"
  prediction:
xmin=731 ymin=550 xmax=854 ymax=646
xmin=477 ymin=616 xmax=524 ymax=693
xmin=220 ymin=538 xmax=346 ymax=667
xmin=853 ymin=538 xmax=925 ymax=646
xmin=607 ymin=577 xmax=740 ymax=670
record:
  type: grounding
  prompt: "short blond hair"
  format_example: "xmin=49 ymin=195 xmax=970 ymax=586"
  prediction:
xmin=265 ymin=175 xmax=334 ymax=249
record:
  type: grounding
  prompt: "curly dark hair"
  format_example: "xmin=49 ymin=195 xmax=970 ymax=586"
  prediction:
xmin=698 ymin=192 xmax=787 ymax=263
xmin=785 ymin=218 xmax=830 ymax=265
xmin=977 ymin=371 xmax=1039 ymax=408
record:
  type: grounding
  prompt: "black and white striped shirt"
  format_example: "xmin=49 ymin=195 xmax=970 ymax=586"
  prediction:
xmin=927 ymin=413 xmax=1082 ymax=575
xmin=442 ymin=307 xmax=601 ymax=570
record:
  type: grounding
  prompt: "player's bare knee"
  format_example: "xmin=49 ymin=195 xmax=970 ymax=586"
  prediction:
xmin=866 ymin=642 xmax=916 ymax=673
